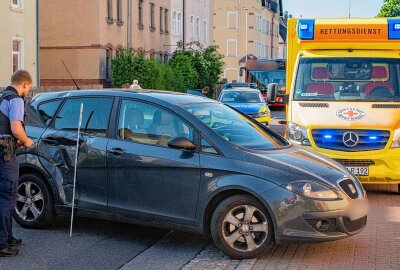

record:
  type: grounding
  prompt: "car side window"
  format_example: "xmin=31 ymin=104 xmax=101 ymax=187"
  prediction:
xmin=201 ymin=137 xmax=218 ymax=155
xmin=54 ymin=97 xmax=113 ymax=137
xmin=118 ymin=99 xmax=194 ymax=147
xmin=37 ymin=99 xmax=62 ymax=126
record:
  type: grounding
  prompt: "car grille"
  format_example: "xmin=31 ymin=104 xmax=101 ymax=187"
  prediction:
xmin=372 ymin=104 xmax=400 ymax=109
xmin=343 ymin=216 xmax=367 ymax=232
xmin=339 ymin=179 xmax=359 ymax=199
xmin=312 ymin=129 xmax=390 ymax=152
xmin=334 ymin=159 xmax=375 ymax=167
xmin=306 ymin=218 xmax=337 ymax=233
xmin=299 ymin=102 xmax=329 ymax=108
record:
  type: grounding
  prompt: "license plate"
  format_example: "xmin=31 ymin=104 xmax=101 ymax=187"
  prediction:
xmin=346 ymin=167 xmax=369 ymax=176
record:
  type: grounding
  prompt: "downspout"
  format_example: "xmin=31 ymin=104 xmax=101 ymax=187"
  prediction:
xmin=36 ymin=0 xmax=40 ymax=87
xmin=270 ymin=11 xmax=275 ymax=59
xmin=183 ymin=0 xmax=186 ymax=51
xmin=127 ymin=0 xmax=132 ymax=48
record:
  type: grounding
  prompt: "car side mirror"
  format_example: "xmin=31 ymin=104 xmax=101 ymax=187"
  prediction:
xmin=267 ymin=83 xmax=278 ymax=103
xmin=168 ymin=137 xmax=196 ymax=151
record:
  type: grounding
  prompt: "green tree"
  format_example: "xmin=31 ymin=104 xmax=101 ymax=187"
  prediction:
xmin=377 ymin=0 xmax=400 ymax=17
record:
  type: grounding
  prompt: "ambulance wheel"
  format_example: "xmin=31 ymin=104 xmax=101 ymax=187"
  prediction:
xmin=13 ymin=173 xmax=56 ymax=228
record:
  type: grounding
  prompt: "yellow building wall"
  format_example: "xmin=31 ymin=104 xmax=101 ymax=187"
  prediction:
xmin=0 ymin=0 xmax=38 ymax=86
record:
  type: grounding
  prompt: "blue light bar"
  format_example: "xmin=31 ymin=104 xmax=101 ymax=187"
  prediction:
xmin=298 ymin=19 xmax=315 ymax=40
xmin=324 ymin=135 xmax=332 ymax=139
xmin=388 ymin=18 xmax=400 ymax=39
xmin=369 ymin=136 xmax=377 ymax=140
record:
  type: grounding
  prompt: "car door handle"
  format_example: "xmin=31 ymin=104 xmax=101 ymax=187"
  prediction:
xmin=108 ymin=148 xmax=125 ymax=155
xmin=41 ymin=137 xmax=59 ymax=146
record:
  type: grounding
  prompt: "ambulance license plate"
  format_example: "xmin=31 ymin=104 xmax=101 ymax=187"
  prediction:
xmin=346 ymin=167 xmax=369 ymax=176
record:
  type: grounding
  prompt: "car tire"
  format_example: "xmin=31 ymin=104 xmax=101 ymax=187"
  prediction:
xmin=13 ymin=173 xmax=56 ymax=228
xmin=210 ymin=195 xmax=275 ymax=259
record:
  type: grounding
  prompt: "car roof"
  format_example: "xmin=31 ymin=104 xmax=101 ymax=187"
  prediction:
xmin=221 ymin=88 xmax=260 ymax=93
xmin=31 ymin=89 xmax=218 ymax=106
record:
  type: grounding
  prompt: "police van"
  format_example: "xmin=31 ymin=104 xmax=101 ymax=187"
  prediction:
xmin=276 ymin=18 xmax=400 ymax=189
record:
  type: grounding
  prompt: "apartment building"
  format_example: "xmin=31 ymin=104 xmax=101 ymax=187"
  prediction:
xmin=213 ymin=0 xmax=281 ymax=82
xmin=40 ymin=0 xmax=126 ymax=86
xmin=170 ymin=0 xmax=213 ymax=51
xmin=0 ymin=0 xmax=38 ymax=86
xmin=40 ymin=0 xmax=214 ymax=87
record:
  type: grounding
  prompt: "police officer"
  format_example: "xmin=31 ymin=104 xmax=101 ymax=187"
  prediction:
xmin=0 ymin=70 xmax=34 ymax=257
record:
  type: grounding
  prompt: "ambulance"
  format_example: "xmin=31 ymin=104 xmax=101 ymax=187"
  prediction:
xmin=280 ymin=18 xmax=400 ymax=189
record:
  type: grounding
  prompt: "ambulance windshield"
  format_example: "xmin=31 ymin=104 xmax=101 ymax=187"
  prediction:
xmin=294 ymin=58 xmax=400 ymax=102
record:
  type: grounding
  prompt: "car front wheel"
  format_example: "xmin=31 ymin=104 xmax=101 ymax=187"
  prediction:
xmin=210 ymin=195 xmax=274 ymax=259
xmin=13 ymin=173 xmax=56 ymax=228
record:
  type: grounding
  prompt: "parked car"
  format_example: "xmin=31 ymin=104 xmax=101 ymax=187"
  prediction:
xmin=16 ymin=90 xmax=368 ymax=259
xmin=219 ymin=88 xmax=271 ymax=125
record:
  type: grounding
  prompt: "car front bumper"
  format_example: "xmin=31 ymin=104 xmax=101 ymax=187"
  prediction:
xmin=259 ymin=180 xmax=369 ymax=244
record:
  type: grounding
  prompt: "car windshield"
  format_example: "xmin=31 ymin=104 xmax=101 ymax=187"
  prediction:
xmin=294 ymin=58 xmax=400 ymax=102
xmin=220 ymin=90 xmax=263 ymax=103
xmin=248 ymin=70 xmax=286 ymax=92
xmin=183 ymin=103 xmax=287 ymax=150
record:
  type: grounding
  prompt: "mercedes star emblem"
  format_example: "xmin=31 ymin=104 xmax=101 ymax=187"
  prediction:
xmin=342 ymin=131 xmax=359 ymax=148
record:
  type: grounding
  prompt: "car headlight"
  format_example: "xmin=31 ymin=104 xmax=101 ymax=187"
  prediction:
xmin=288 ymin=122 xmax=311 ymax=146
xmin=390 ymin=128 xmax=400 ymax=148
xmin=257 ymin=105 xmax=270 ymax=117
xmin=284 ymin=181 xmax=340 ymax=200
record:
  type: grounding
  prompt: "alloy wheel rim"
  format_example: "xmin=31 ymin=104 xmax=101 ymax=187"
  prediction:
xmin=15 ymin=181 xmax=44 ymax=221
xmin=222 ymin=204 xmax=268 ymax=252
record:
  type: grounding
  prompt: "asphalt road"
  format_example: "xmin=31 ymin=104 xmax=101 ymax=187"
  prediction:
xmin=1 ymin=108 xmax=287 ymax=270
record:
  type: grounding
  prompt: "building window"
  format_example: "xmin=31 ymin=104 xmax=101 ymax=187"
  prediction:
xmin=190 ymin=16 xmax=194 ymax=38
xmin=177 ymin=13 xmax=182 ymax=36
xmin=150 ymin=3 xmax=155 ymax=31
xmin=107 ymin=0 xmax=114 ymax=23
xmin=117 ymin=0 xmax=123 ymax=25
xmin=106 ymin=49 xmax=112 ymax=82
xmin=203 ymin=20 xmax=208 ymax=43
xmin=10 ymin=0 xmax=23 ymax=10
xmin=160 ymin=7 xmax=164 ymax=33
xmin=165 ymin=9 xmax=169 ymax=34
xmin=12 ymin=39 xmax=23 ymax=73
xmin=227 ymin=12 xmax=238 ymax=29
xmin=172 ymin=11 xmax=177 ymax=35
xmin=196 ymin=17 xmax=200 ymax=39
xmin=138 ymin=0 xmax=144 ymax=28
xmin=227 ymin=39 xmax=237 ymax=57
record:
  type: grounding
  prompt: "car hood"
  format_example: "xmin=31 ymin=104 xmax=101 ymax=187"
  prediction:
xmin=227 ymin=103 xmax=264 ymax=114
xmin=236 ymin=145 xmax=351 ymax=188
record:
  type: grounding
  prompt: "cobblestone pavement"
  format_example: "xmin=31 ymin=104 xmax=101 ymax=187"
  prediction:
xmin=182 ymin=185 xmax=400 ymax=270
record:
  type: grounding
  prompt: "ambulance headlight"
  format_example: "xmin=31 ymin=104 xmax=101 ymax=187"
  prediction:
xmin=288 ymin=122 xmax=311 ymax=146
xmin=390 ymin=128 xmax=400 ymax=148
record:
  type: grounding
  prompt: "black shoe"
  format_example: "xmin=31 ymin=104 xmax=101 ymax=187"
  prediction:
xmin=7 ymin=238 xmax=22 ymax=247
xmin=0 ymin=247 xmax=19 ymax=257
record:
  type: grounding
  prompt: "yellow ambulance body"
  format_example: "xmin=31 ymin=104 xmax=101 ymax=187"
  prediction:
xmin=286 ymin=18 xmax=400 ymax=185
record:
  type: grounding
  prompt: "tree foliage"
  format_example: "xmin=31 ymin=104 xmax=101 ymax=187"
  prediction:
xmin=377 ymin=0 xmax=400 ymax=17
xmin=111 ymin=42 xmax=224 ymax=95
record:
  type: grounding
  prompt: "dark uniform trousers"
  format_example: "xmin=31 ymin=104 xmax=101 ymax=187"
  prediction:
xmin=0 ymin=157 xmax=19 ymax=249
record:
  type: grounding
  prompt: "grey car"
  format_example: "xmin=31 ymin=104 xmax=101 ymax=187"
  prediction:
xmin=15 ymin=90 xmax=368 ymax=259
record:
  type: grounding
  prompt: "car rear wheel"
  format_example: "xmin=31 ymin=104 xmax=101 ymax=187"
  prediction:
xmin=13 ymin=173 xmax=56 ymax=228
xmin=210 ymin=195 xmax=274 ymax=259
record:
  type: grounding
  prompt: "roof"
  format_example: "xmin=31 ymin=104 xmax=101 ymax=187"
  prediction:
xmin=32 ymin=89 xmax=217 ymax=106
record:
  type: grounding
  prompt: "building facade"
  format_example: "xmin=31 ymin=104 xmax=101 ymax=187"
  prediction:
xmin=170 ymin=0 xmax=213 ymax=51
xmin=0 ymin=0 xmax=38 ymax=86
xmin=40 ymin=0 xmax=213 ymax=87
xmin=213 ymin=0 xmax=280 ymax=82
